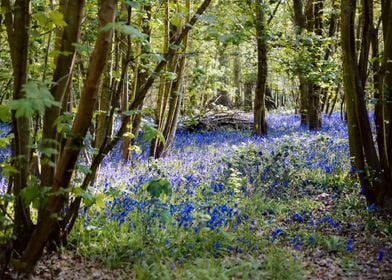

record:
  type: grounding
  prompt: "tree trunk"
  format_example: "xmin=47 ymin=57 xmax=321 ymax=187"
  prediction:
xmin=2 ymin=0 xmax=33 ymax=253
xmin=153 ymin=0 xmax=190 ymax=158
xmin=120 ymin=4 xmax=132 ymax=161
xmin=253 ymin=0 xmax=268 ymax=136
xmin=19 ymin=0 xmax=118 ymax=270
xmin=244 ymin=80 xmax=253 ymax=111
xmin=308 ymin=0 xmax=322 ymax=130
xmin=233 ymin=45 xmax=242 ymax=108
xmin=341 ymin=0 xmax=391 ymax=207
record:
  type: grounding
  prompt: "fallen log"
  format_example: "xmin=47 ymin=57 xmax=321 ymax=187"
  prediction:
xmin=182 ymin=111 xmax=253 ymax=132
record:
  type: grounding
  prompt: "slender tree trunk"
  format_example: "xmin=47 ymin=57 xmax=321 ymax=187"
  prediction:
xmin=308 ymin=0 xmax=322 ymax=130
xmin=120 ymin=4 xmax=132 ymax=161
xmin=94 ymin=42 xmax=114 ymax=149
xmin=130 ymin=3 xmax=152 ymax=156
xmin=341 ymin=0 xmax=391 ymax=207
xmin=153 ymin=0 xmax=191 ymax=158
xmin=233 ymin=45 xmax=242 ymax=108
xmin=244 ymin=80 xmax=253 ymax=111
xmin=59 ymin=0 xmax=214 ymax=243
xmin=2 ymin=0 xmax=33 ymax=253
xmin=370 ymin=5 xmax=388 ymax=172
xmin=253 ymin=0 xmax=267 ymax=136
xmin=383 ymin=1 xmax=392 ymax=158
xmin=293 ymin=0 xmax=308 ymax=126
xmin=40 ymin=0 xmax=85 ymax=215
xmin=19 ymin=0 xmax=118 ymax=270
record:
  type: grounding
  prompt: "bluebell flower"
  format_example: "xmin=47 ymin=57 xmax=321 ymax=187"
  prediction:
xmin=377 ymin=249 xmax=385 ymax=262
xmin=272 ymin=227 xmax=283 ymax=241
xmin=367 ymin=204 xmax=377 ymax=212
xmin=308 ymin=235 xmax=315 ymax=244
xmin=292 ymin=212 xmax=304 ymax=223
xmin=213 ymin=242 xmax=220 ymax=251
xmin=346 ymin=239 xmax=353 ymax=253
xmin=292 ymin=235 xmax=303 ymax=250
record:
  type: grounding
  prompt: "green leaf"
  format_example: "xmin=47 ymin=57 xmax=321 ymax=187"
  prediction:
xmin=9 ymin=99 xmax=34 ymax=118
xmin=141 ymin=124 xmax=165 ymax=145
xmin=124 ymin=0 xmax=141 ymax=9
xmin=122 ymin=109 xmax=142 ymax=116
xmin=9 ymin=81 xmax=60 ymax=118
xmin=198 ymin=15 xmax=216 ymax=24
xmin=71 ymin=187 xmax=95 ymax=207
xmin=48 ymin=10 xmax=67 ymax=27
xmin=146 ymin=178 xmax=172 ymax=199
xmin=0 ymin=104 xmax=10 ymax=122
xmin=77 ymin=164 xmax=92 ymax=175
xmin=20 ymin=183 xmax=51 ymax=208
xmin=0 ymin=137 xmax=10 ymax=148
xmin=171 ymin=13 xmax=182 ymax=27
xmin=115 ymin=23 xmax=146 ymax=40
xmin=161 ymin=210 xmax=172 ymax=223
xmin=0 ymin=163 xmax=18 ymax=177
xmin=40 ymin=147 xmax=58 ymax=157
xmin=95 ymin=193 xmax=105 ymax=212
xmin=72 ymin=43 xmax=92 ymax=55
xmin=33 ymin=12 xmax=49 ymax=26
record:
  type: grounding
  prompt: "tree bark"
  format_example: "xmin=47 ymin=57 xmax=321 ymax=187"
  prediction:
xmin=40 ymin=0 xmax=85 ymax=216
xmin=2 ymin=0 xmax=33 ymax=253
xmin=308 ymin=0 xmax=322 ymax=130
xmin=19 ymin=0 xmax=118 ymax=270
xmin=253 ymin=0 xmax=268 ymax=136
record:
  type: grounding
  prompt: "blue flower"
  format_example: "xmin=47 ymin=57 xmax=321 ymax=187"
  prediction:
xmin=308 ymin=235 xmax=315 ymax=244
xmin=367 ymin=204 xmax=377 ymax=212
xmin=292 ymin=212 xmax=304 ymax=223
xmin=213 ymin=242 xmax=220 ymax=251
xmin=292 ymin=235 xmax=303 ymax=250
xmin=272 ymin=227 xmax=283 ymax=241
xmin=377 ymin=249 xmax=385 ymax=262
xmin=346 ymin=239 xmax=353 ymax=253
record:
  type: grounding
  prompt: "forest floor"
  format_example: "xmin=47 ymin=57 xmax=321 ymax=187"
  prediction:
xmin=3 ymin=113 xmax=392 ymax=279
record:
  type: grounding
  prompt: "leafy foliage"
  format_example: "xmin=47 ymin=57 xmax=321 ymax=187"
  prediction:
xmin=9 ymin=81 xmax=60 ymax=118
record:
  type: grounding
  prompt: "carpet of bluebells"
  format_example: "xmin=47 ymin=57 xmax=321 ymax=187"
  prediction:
xmin=1 ymin=113 xmax=392 ymax=279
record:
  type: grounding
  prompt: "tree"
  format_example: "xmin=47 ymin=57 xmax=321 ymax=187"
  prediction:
xmin=253 ymin=0 xmax=268 ymax=136
xmin=1 ymin=0 xmax=33 ymax=253
xmin=292 ymin=0 xmax=323 ymax=130
xmin=341 ymin=0 xmax=392 ymax=207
